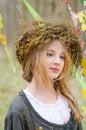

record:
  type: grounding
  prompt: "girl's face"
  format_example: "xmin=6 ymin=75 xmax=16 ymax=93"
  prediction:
xmin=44 ymin=41 xmax=66 ymax=80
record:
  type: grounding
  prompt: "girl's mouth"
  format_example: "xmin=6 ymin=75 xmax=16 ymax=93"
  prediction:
xmin=50 ymin=68 xmax=59 ymax=73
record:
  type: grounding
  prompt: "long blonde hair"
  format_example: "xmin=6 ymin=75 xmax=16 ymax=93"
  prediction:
xmin=53 ymin=44 xmax=83 ymax=122
xmin=23 ymin=40 xmax=82 ymax=122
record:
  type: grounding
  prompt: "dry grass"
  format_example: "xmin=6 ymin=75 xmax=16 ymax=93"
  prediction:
xmin=0 ymin=45 xmax=86 ymax=130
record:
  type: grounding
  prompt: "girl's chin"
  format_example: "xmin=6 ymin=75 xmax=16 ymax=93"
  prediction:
xmin=50 ymin=76 xmax=58 ymax=80
xmin=48 ymin=72 xmax=60 ymax=80
xmin=51 ymin=74 xmax=60 ymax=80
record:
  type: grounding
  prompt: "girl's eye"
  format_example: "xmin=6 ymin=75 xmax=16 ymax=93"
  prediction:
xmin=60 ymin=56 xmax=65 ymax=59
xmin=47 ymin=53 xmax=53 ymax=56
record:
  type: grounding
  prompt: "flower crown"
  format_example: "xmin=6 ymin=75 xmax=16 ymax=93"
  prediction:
xmin=16 ymin=21 xmax=82 ymax=72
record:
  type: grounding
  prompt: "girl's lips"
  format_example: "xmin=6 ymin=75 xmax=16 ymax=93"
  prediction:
xmin=50 ymin=68 xmax=59 ymax=72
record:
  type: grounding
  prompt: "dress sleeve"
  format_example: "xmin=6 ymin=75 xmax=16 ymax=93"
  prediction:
xmin=4 ymin=112 xmax=26 ymax=130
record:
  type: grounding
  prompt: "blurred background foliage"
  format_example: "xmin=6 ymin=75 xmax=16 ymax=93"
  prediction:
xmin=0 ymin=0 xmax=86 ymax=130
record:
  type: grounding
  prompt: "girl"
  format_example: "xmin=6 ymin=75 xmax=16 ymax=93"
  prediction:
xmin=4 ymin=21 xmax=83 ymax=130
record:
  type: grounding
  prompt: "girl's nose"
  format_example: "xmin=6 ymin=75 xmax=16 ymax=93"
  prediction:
xmin=54 ymin=57 xmax=61 ymax=64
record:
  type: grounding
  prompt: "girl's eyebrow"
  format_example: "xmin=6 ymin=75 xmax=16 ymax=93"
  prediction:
xmin=61 ymin=52 xmax=66 ymax=55
xmin=47 ymin=49 xmax=65 ymax=55
xmin=47 ymin=49 xmax=55 ymax=52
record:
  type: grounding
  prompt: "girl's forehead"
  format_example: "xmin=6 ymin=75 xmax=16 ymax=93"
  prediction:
xmin=46 ymin=40 xmax=65 ymax=53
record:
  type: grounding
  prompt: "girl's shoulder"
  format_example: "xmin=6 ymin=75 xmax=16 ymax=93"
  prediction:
xmin=7 ymin=90 xmax=26 ymax=114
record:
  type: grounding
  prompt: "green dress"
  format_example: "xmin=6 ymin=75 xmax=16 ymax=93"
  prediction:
xmin=4 ymin=90 xmax=83 ymax=130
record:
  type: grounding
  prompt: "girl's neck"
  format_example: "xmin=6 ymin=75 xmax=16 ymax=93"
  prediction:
xmin=26 ymin=77 xmax=58 ymax=104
